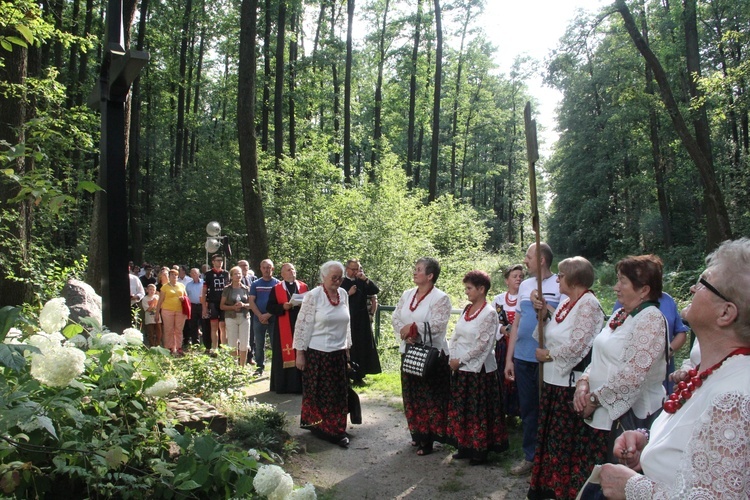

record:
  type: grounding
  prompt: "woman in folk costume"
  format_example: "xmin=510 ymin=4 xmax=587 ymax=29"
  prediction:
xmin=448 ymin=270 xmax=509 ymax=465
xmin=294 ymin=261 xmax=352 ymax=447
xmin=267 ymin=263 xmax=308 ymax=394
xmin=392 ymin=257 xmax=452 ymax=456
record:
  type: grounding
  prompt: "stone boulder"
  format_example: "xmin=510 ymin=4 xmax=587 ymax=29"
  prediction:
xmin=62 ymin=279 xmax=103 ymax=328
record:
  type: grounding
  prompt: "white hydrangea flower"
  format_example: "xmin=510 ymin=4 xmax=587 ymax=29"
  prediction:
xmin=253 ymin=464 xmax=293 ymax=499
xmin=247 ymin=448 xmax=261 ymax=461
xmin=97 ymin=332 xmax=128 ymax=346
xmin=27 ymin=332 xmax=63 ymax=353
xmin=110 ymin=350 xmax=129 ymax=363
xmin=39 ymin=298 xmax=69 ymax=334
xmin=122 ymin=328 xmax=144 ymax=346
xmin=30 ymin=345 xmax=86 ymax=387
xmin=144 ymin=378 xmax=178 ymax=398
xmin=288 ymin=483 xmax=317 ymax=500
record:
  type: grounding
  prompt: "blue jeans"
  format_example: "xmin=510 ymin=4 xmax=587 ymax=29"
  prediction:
xmin=514 ymin=358 xmax=539 ymax=462
xmin=252 ymin=316 xmax=275 ymax=370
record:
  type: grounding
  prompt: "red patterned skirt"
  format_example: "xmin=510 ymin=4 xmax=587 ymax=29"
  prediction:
xmin=527 ymin=383 xmax=609 ymax=500
xmin=447 ymin=368 xmax=509 ymax=459
xmin=401 ymin=353 xmax=450 ymax=444
xmin=300 ymin=348 xmax=349 ymax=442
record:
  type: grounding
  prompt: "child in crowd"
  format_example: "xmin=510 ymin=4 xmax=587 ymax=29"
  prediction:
xmin=141 ymin=284 xmax=162 ymax=347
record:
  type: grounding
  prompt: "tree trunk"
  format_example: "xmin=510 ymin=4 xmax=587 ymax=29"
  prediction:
xmin=615 ymin=0 xmax=732 ymax=249
xmin=174 ymin=0 xmax=193 ymax=177
xmin=450 ymin=3 xmax=471 ymax=195
xmin=128 ymin=0 xmax=150 ymax=265
xmin=343 ymin=0 xmax=355 ymax=184
xmin=239 ymin=0 xmax=269 ymax=269
xmin=288 ymin=4 xmax=298 ymax=158
xmin=274 ymin=0 xmax=286 ymax=167
xmin=406 ymin=0 xmax=423 ymax=188
xmin=428 ymin=0 xmax=443 ymax=202
xmin=639 ymin=0 xmax=672 ymax=248
xmin=0 ymin=44 xmax=32 ymax=306
xmin=370 ymin=0 xmax=390 ymax=176
xmin=262 ymin=0 xmax=273 ymax=152
xmin=190 ymin=14 xmax=206 ymax=166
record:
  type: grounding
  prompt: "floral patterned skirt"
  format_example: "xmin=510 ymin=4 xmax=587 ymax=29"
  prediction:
xmin=527 ymin=383 xmax=609 ymax=500
xmin=447 ymin=368 xmax=509 ymax=459
xmin=300 ymin=348 xmax=348 ymax=441
xmin=401 ymin=353 xmax=450 ymax=444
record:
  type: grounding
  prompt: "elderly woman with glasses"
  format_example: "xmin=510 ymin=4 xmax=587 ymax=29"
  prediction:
xmin=599 ymin=238 xmax=750 ymax=499
xmin=293 ymin=261 xmax=352 ymax=447
xmin=392 ymin=257 xmax=453 ymax=456
xmin=573 ymin=255 xmax=668 ymax=463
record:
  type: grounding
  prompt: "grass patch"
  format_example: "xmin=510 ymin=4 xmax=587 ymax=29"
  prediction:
xmin=437 ymin=479 xmax=465 ymax=493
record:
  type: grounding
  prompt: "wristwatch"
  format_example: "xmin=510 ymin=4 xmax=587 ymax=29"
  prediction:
xmin=589 ymin=393 xmax=600 ymax=407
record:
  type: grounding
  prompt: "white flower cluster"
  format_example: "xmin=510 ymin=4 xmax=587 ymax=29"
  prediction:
xmin=122 ymin=328 xmax=144 ymax=346
xmin=248 ymin=448 xmax=261 ymax=461
xmin=39 ymin=298 xmax=69 ymax=334
xmin=29 ymin=343 xmax=86 ymax=387
xmin=67 ymin=334 xmax=91 ymax=350
xmin=144 ymin=378 xmax=178 ymax=398
xmin=95 ymin=332 xmax=129 ymax=347
xmin=288 ymin=483 xmax=317 ymax=500
xmin=253 ymin=464 xmax=294 ymax=500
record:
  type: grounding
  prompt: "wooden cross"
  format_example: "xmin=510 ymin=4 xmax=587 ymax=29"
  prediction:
xmin=89 ymin=0 xmax=148 ymax=332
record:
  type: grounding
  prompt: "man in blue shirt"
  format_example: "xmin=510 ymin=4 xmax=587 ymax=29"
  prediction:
xmin=249 ymin=259 xmax=279 ymax=376
xmin=504 ymin=242 xmax=563 ymax=476
xmin=184 ymin=268 xmax=204 ymax=347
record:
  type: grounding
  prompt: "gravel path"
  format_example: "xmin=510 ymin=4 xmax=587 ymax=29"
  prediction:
xmin=246 ymin=377 xmax=530 ymax=499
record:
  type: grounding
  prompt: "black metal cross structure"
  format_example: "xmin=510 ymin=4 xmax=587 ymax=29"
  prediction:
xmin=89 ymin=0 xmax=148 ymax=332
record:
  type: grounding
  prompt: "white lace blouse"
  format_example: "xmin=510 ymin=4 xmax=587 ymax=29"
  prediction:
xmin=585 ymin=306 xmax=667 ymax=431
xmin=448 ymin=302 xmax=498 ymax=373
xmin=625 ymin=354 xmax=750 ymax=499
xmin=534 ymin=292 xmax=603 ymax=387
xmin=392 ymin=287 xmax=452 ymax=355
xmin=292 ymin=286 xmax=352 ymax=352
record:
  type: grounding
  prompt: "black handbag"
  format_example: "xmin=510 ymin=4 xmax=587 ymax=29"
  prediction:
xmin=401 ymin=322 xmax=440 ymax=378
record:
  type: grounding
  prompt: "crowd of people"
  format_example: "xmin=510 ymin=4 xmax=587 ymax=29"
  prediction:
xmin=128 ymin=240 xmax=750 ymax=496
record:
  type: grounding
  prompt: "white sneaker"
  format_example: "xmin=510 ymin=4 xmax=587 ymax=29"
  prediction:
xmin=510 ymin=459 xmax=533 ymax=475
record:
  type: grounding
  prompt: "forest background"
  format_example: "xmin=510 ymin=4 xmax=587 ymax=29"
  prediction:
xmin=1 ymin=0 xmax=749 ymax=312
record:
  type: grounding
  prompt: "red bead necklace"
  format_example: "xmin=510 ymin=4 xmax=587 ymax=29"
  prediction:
xmin=608 ymin=308 xmax=628 ymax=330
xmin=663 ymin=347 xmax=750 ymax=414
xmin=555 ymin=290 xmax=591 ymax=323
xmin=409 ymin=286 xmax=434 ymax=312
xmin=504 ymin=293 xmax=518 ymax=308
xmin=324 ymin=287 xmax=340 ymax=306
xmin=464 ymin=301 xmax=488 ymax=322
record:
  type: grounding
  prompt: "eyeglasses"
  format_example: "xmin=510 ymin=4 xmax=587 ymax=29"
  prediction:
xmin=696 ymin=276 xmax=733 ymax=304
xmin=329 ymin=275 xmax=343 ymax=282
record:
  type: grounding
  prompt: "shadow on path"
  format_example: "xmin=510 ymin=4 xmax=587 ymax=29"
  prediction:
xmin=246 ymin=377 xmax=530 ymax=499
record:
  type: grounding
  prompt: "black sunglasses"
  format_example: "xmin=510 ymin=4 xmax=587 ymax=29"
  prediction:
xmin=698 ymin=277 xmax=733 ymax=304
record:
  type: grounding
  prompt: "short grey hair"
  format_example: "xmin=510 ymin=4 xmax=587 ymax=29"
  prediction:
xmin=706 ymin=238 xmax=750 ymax=344
xmin=319 ymin=260 xmax=345 ymax=282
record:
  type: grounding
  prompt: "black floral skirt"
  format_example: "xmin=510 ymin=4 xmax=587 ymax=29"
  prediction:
xmin=401 ymin=352 xmax=450 ymax=445
xmin=300 ymin=348 xmax=348 ymax=441
xmin=527 ymin=383 xmax=609 ymax=500
xmin=447 ymin=368 xmax=509 ymax=459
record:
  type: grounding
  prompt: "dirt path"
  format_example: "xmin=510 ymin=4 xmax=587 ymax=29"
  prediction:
xmin=246 ymin=377 xmax=530 ymax=499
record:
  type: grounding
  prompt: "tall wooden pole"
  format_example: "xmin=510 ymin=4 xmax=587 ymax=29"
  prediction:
xmin=524 ymin=102 xmax=544 ymax=397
